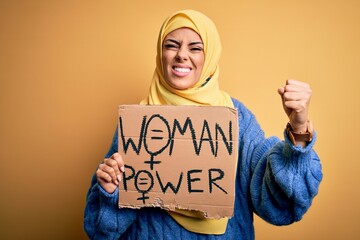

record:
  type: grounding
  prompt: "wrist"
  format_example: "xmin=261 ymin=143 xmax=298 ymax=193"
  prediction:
xmin=290 ymin=122 xmax=308 ymax=133
xmin=97 ymin=183 xmax=119 ymax=207
xmin=286 ymin=120 xmax=313 ymax=145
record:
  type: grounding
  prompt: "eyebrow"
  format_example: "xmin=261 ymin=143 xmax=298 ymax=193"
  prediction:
xmin=189 ymin=41 xmax=203 ymax=46
xmin=164 ymin=39 xmax=180 ymax=45
xmin=164 ymin=39 xmax=203 ymax=46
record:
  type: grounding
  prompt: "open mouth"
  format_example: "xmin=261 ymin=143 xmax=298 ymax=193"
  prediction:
xmin=173 ymin=67 xmax=191 ymax=73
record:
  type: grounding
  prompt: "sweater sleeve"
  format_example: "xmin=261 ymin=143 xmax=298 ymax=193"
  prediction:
xmin=84 ymin=127 xmax=138 ymax=239
xmin=233 ymin=99 xmax=322 ymax=226
xmin=250 ymin=129 xmax=322 ymax=225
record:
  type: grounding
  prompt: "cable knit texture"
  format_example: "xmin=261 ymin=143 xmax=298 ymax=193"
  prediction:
xmin=84 ymin=98 xmax=322 ymax=239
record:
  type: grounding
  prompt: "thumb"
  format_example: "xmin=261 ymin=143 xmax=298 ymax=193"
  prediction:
xmin=278 ymin=87 xmax=286 ymax=104
xmin=278 ymin=86 xmax=290 ymax=115
xmin=278 ymin=86 xmax=285 ymax=96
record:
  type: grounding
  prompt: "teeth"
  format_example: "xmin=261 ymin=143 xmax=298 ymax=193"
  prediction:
xmin=174 ymin=67 xmax=190 ymax=73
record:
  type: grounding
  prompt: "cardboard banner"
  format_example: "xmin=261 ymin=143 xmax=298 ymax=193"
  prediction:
xmin=117 ymin=105 xmax=239 ymax=219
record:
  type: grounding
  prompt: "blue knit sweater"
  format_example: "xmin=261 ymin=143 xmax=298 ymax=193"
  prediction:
xmin=84 ymin=98 xmax=322 ymax=240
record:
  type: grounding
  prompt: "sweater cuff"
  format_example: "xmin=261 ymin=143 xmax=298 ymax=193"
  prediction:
xmin=282 ymin=130 xmax=317 ymax=175
xmin=284 ymin=129 xmax=317 ymax=154
xmin=97 ymin=183 xmax=119 ymax=208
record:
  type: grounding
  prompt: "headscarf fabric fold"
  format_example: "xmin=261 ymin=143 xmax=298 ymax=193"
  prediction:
xmin=141 ymin=10 xmax=233 ymax=234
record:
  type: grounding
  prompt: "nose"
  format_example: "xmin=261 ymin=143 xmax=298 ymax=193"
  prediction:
xmin=175 ymin=47 xmax=188 ymax=61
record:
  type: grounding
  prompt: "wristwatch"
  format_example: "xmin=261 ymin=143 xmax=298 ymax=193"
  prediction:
xmin=286 ymin=120 xmax=313 ymax=145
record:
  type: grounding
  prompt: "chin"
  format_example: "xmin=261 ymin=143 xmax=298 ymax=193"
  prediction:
xmin=170 ymin=80 xmax=198 ymax=90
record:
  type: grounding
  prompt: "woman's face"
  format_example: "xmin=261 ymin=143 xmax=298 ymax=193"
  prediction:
xmin=162 ymin=28 xmax=205 ymax=90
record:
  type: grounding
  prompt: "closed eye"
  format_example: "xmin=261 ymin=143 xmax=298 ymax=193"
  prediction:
xmin=189 ymin=42 xmax=204 ymax=52
xmin=190 ymin=47 xmax=203 ymax=51
xmin=164 ymin=44 xmax=179 ymax=49
xmin=164 ymin=39 xmax=180 ymax=49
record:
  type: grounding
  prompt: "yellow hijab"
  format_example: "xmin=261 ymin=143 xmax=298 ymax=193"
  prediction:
xmin=141 ymin=9 xmax=233 ymax=107
xmin=141 ymin=10 xmax=233 ymax=234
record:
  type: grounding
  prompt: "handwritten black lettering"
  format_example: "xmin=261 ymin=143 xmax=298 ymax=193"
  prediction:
xmin=208 ymin=168 xmax=227 ymax=194
xmin=169 ymin=118 xmax=197 ymax=155
xmin=134 ymin=170 xmax=154 ymax=203
xmin=156 ymin=171 xmax=183 ymax=194
xmin=122 ymin=165 xmax=228 ymax=204
xmin=143 ymin=114 xmax=171 ymax=170
xmin=197 ymin=120 xmax=215 ymax=156
xmin=119 ymin=116 xmax=147 ymax=154
xmin=123 ymin=165 xmax=135 ymax=191
xmin=119 ymin=114 xmax=234 ymax=172
xmin=187 ymin=169 xmax=204 ymax=193
xmin=215 ymin=121 xmax=233 ymax=156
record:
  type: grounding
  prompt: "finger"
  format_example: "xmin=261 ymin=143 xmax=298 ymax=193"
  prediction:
xmin=111 ymin=153 xmax=125 ymax=172
xmin=285 ymin=80 xmax=310 ymax=90
xmin=107 ymin=153 xmax=125 ymax=181
xmin=111 ymin=153 xmax=125 ymax=182
xmin=99 ymin=163 xmax=119 ymax=185
xmin=284 ymin=85 xmax=304 ymax=93
xmin=96 ymin=167 xmax=113 ymax=183
xmin=283 ymin=91 xmax=307 ymax=102
xmin=286 ymin=79 xmax=308 ymax=86
xmin=278 ymin=86 xmax=285 ymax=96
xmin=104 ymin=158 xmax=121 ymax=173
xmin=284 ymin=100 xmax=307 ymax=113
xmin=284 ymin=87 xmax=311 ymax=97
xmin=284 ymin=86 xmax=312 ymax=104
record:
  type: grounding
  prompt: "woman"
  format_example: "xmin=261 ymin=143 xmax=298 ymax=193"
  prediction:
xmin=84 ymin=10 xmax=322 ymax=239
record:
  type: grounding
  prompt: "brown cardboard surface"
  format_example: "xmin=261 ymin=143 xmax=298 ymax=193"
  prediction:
xmin=117 ymin=105 xmax=239 ymax=219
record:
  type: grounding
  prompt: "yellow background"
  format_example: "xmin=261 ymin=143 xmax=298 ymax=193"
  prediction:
xmin=1 ymin=0 xmax=359 ymax=239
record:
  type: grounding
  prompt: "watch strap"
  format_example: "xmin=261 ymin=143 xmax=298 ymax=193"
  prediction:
xmin=286 ymin=120 xmax=313 ymax=145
